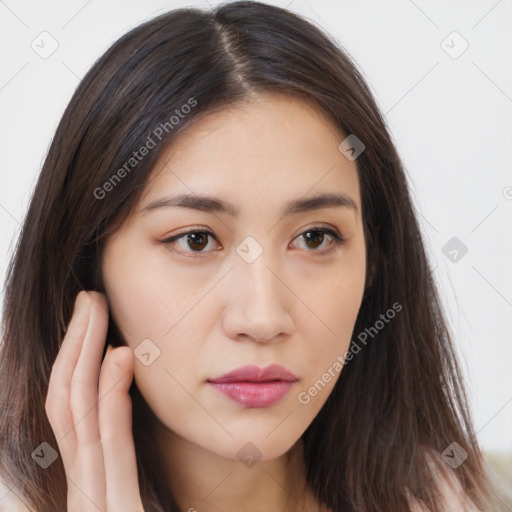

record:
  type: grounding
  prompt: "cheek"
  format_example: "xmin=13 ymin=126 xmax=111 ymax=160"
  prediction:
xmin=101 ymin=242 xmax=195 ymax=347
xmin=298 ymin=244 xmax=366 ymax=380
xmin=290 ymin=267 xmax=365 ymax=434
xmin=102 ymin=264 xmax=164 ymax=346
xmin=101 ymin=241 xmax=214 ymax=384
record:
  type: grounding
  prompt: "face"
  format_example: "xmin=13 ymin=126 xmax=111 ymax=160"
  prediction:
xmin=101 ymin=93 xmax=366 ymax=462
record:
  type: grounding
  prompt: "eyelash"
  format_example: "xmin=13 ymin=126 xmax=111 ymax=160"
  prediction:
xmin=160 ymin=226 xmax=346 ymax=257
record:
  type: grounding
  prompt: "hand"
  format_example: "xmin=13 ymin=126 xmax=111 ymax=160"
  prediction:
xmin=45 ymin=290 xmax=145 ymax=511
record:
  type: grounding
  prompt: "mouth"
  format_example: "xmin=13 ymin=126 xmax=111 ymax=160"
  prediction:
xmin=207 ymin=364 xmax=298 ymax=408
xmin=207 ymin=380 xmax=296 ymax=408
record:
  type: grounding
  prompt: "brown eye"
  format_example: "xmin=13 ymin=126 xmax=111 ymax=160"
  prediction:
xmin=183 ymin=232 xmax=210 ymax=251
xmin=302 ymin=230 xmax=326 ymax=250
xmin=161 ymin=226 xmax=345 ymax=257
xmin=292 ymin=227 xmax=346 ymax=254
xmin=162 ymin=230 xmax=219 ymax=254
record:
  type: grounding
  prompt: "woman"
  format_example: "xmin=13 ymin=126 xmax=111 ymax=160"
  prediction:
xmin=0 ymin=1 xmax=506 ymax=511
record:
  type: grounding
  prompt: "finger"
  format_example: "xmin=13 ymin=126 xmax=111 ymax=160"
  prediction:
xmin=98 ymin=347 xmax=144 ymax=511
xmin=45 ymin=290 xmax=109 ymax=511
xmin=67 ymin=291 xmax=110 ymax=510
xmin=45 ymin=291 xmax=91 ymax=469
xmin=70 ymin=291 xmax=109 ymax=446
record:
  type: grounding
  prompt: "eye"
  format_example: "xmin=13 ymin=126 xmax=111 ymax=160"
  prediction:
xmin=161 ymin=229 xmax=219 ymax=254
xmin=160 ymin=225 xmax=346 ymax=256
xmin=291 ymin=227 xmax=346 ymax=254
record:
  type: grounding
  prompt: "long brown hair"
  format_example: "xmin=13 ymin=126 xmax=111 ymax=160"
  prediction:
xmin=0 ymin=1 xmax=505 ymax=511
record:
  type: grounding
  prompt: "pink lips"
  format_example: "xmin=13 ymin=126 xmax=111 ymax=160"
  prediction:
xmin=207 ymin=364 xmax=298 ymax=408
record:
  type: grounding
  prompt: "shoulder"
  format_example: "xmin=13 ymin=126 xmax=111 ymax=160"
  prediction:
xmin=0 ymin=477 xmax=29 ymax=512
xmin=409 ymin=450 xmax=481 ymax=512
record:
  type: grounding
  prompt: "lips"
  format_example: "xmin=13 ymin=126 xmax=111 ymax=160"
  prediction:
xmin=208 ymin=364 xmax=297 ymax=383
xmin=207 ymin=364 xmax=298 ymax=408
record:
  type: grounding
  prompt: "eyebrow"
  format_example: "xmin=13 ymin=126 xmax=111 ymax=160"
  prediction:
xmin=140 ymin=191 xmax=358 ymax=217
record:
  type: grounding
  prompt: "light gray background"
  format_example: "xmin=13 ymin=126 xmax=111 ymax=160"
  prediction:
xmin=0 ymin=0 xmax=511 ymax=455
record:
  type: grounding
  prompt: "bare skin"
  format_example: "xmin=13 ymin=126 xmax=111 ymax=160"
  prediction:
xmin=45 ymin=291 xmax=143 ymax=511
xmin=46 ymin=93 xmax=367 ymax=511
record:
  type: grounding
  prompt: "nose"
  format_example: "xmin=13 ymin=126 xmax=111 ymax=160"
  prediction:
xmin=221 ymin=250 xmax=294 ymax=344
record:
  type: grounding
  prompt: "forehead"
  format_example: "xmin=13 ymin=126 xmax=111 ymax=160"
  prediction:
xmin=139 ymin=93 xmax=361 ymax=213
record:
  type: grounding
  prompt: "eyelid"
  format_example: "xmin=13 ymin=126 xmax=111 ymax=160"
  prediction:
xmin=292 ymin=222 xmax=345 ymax=241
xmin=160 ymin=224 xmax=346 ymax=256
xmin=161 ymin=228 xmax=219 ymax=256
xmin=290 ymin=225 xmax=346 ymax=254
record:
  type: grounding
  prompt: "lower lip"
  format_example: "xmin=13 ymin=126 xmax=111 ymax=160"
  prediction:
xmin=207 ymin=380 xmax=295 ymax=408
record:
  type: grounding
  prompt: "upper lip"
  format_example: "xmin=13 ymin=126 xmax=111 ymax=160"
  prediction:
xmin=208 ymin=364 xmax=298 ymax=383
